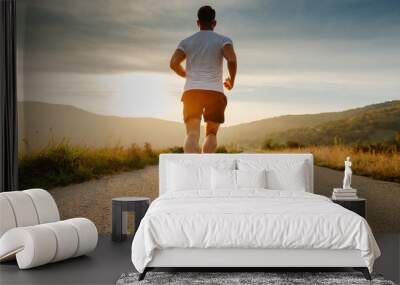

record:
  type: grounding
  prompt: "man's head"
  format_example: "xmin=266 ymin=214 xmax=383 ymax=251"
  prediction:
xmin=197 ymin=6 xmax=216 ymax=30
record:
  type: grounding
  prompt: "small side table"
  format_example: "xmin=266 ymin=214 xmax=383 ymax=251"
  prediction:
xmin=112 ymin=197 xmax=150 ymax=242
xmin=332 ymin=198 xmax=366 ymax=218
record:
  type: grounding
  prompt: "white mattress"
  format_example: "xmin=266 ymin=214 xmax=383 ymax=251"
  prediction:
xmin=131 ymin=190 xmax=380 ymax=273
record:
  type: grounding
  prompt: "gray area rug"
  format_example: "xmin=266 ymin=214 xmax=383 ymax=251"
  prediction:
xmin=116 ymin=272 xmax=396 ymax=285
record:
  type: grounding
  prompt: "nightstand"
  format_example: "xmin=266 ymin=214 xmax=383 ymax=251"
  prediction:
xmin=332 ymin=198 xmax=366 ymax=218
xmin=112 ymin=197 xmax=150 ymax=242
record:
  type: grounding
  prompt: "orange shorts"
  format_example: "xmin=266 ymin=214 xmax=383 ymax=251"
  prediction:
xmin=181 ymin=89 xmax=227 ymax=124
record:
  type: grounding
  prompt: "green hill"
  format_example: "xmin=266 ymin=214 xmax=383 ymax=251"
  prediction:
xmin=219 ymin=102 xmax=392 ymax=146
xmin=261 ymin=101 xmax=400 ymax=146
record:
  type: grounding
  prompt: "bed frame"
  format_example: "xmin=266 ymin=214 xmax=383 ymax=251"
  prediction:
xmin=139 ymin=154 xmax=371 ymax=280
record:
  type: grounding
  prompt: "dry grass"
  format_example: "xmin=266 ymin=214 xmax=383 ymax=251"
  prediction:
xmin=19 ymin=141 xmax=399 ymax=190
xmin=260 ymin=145 xmax=400 ymax=183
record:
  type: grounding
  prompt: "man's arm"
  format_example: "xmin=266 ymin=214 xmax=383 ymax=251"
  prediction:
xmin=222 ymin=44 xmax=237 ymax=90
xmin=169 ymin=49 xmax=186 ymax=78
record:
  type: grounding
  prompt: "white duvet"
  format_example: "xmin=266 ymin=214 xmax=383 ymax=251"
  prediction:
xmin=131 ymin=190 xmax=380 ymax=273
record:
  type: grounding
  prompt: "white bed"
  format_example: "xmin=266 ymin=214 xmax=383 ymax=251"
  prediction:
xmin=131 ymin=154 xmax=380 ymax=280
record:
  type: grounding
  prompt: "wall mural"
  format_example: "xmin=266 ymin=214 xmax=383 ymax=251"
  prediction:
xmin=16 ymin=0 xmax=400 ymax=234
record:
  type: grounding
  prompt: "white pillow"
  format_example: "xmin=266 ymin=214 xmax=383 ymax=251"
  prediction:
xmin=237 ymin=159 xmax=308 ymax=191
xmin=167 ymin=162 xmax=208 ymax=191
xmin=266 ymin=165 xmax=307 ymax=191
xmin=167 ymin=159 xmax=235 ymax=192
xmin=236 ymin=169 xmax=267 ymax=189
xmin=211 ymin=168 xmax=236 ymax=190
xmin=211 ymin=169 xmax=267 ymax=190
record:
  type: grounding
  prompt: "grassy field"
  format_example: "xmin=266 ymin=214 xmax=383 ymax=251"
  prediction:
xmin=259 ymin=145 xmax=400 ymax=183
xmin=18 ymin=142 xmax=399 ymax=190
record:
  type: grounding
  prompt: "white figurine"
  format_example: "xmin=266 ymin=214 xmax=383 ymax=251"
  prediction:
xmin=343 ymin=156 xmax=352 ymax=189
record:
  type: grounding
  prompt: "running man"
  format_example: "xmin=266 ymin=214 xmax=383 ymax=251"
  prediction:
xmin=169 ymin=5 xmax=237 ymax=153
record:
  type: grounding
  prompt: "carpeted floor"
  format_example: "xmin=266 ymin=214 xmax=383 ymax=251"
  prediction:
xmin=116 ymin=272 xmax=396 ymax=285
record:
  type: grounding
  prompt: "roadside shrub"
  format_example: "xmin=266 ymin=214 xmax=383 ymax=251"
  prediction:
xmin=216 ymin=145 xmax=243 ymax=153
xmin=261 ymin=138 xmax=285 ymax=150
xmin=286 ymin=141 xmax=303 ymax=148
xmin=165 ymin=146 xmax=184 ymax=153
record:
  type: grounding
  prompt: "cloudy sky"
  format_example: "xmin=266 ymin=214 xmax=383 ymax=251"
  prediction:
xmin=17 ymin=0 xmax=400 ymax=125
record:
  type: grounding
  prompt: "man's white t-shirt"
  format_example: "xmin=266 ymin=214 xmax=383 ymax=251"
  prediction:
xmin=177 ymin=30 xmax=233 ymax=93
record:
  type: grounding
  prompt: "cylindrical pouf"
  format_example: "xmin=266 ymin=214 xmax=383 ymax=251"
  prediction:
xmin=23 ymin=189 xmax=60 ymax=224
xmin=0 ymin=196 xmax=17 ymax=237
xmin=0 ymin=191 xmax=39 ymax=227
xmin=0 ymin=226 xmax=57 ymax=269
xmin=64 ymin=218 xmax=98 ymax=257
xmin=42 ymin=221 xmax=79 ymax=263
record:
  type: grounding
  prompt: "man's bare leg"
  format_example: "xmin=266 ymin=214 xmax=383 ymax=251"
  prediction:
xmin=202 ymin=121 xmax=220 ymax=153
xmin=184 ymin=118 xmax=201 ymax=153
